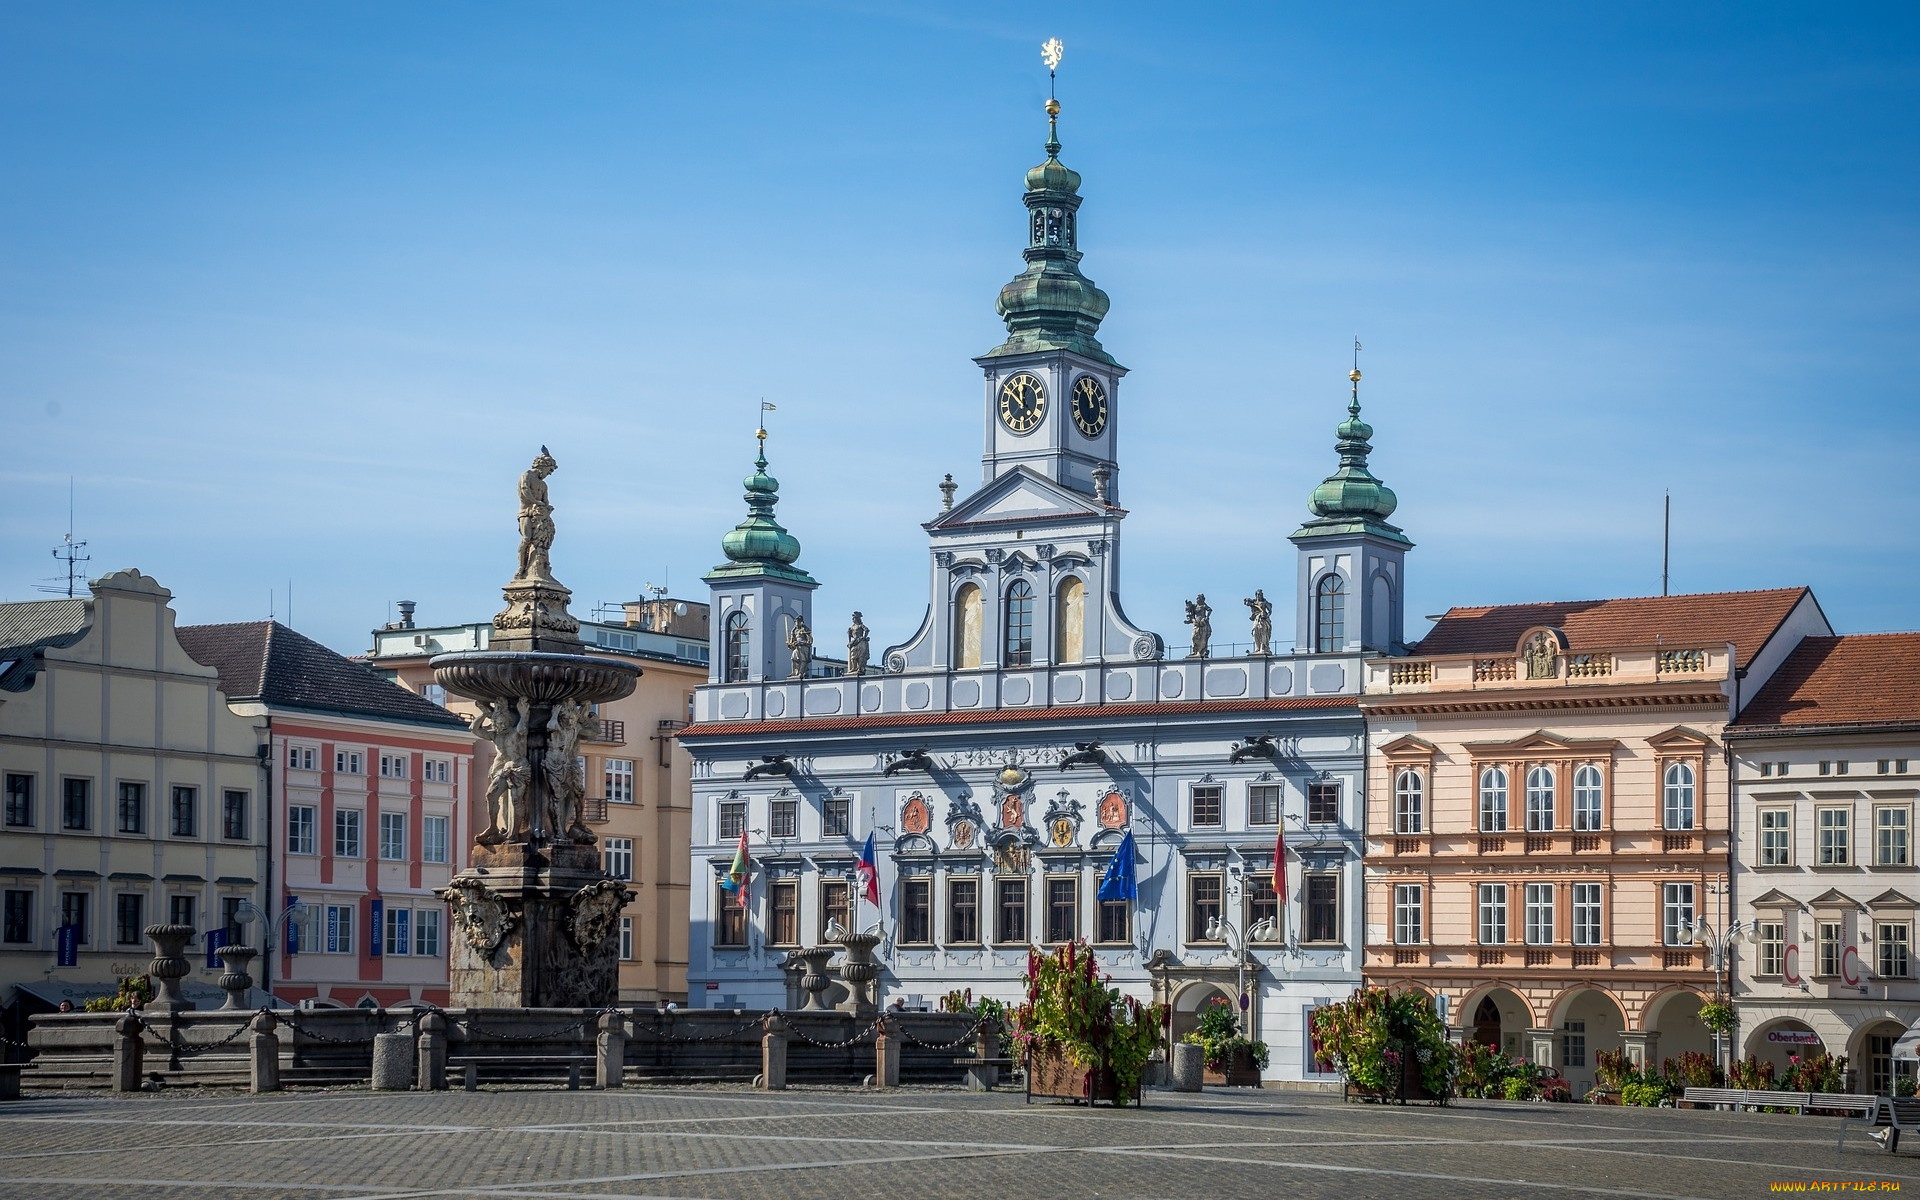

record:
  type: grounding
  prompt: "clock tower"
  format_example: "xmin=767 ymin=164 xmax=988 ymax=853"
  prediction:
xmin=974 ymin=98 xmax=1127 ymax=503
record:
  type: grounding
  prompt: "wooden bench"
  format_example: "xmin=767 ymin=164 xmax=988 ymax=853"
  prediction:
xmin=1841 ymin=1097 xmax=1920 ymax=1152
xmin=952 ymin=1056 xmax=1016 ymax=1092
xmin=449 ymin=1054 xmax=595 ymax=1091
xmin=1680 ymin=1087 xmax=1876 ymax=1116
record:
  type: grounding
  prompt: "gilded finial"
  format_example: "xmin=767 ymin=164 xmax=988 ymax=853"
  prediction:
xmin=1350 ymin=338 xmax=1363 ymax=411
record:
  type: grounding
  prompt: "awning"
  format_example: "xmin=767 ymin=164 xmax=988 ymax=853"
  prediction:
xmin=1893 ymin=1018 xmax=1920 ymax=1061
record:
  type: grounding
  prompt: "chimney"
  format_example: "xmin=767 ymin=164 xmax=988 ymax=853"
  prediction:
xmin=397 ymin=600 xmax=417 ymax=629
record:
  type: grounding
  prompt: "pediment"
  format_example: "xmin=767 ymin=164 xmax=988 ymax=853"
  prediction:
xmin=1868 ymin=890 xmax=1918 ymax=910
xmin=1808 ymin=888 xmax=1858 ymax=909
xmin=1378 ymin=734 xmax=1438 ymax=759
xmin=929 ymin=466 xmax=1107 ymax=530
xmin=1748 ymin=888 xmax=1799 ymax=908
xmin=1647 ymin=725 xmax=1716 ymax=752
xmin=1462 ymin=730 xmax=1617 ymax=757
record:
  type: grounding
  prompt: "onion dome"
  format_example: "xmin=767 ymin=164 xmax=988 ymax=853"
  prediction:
xmin=1292 ymin=368 xmax=1411 ymax=547
xmin=706 ymin=438 xmax=818 ymax=586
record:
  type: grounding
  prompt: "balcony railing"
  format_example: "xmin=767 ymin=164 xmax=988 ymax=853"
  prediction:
xmin=1474 ymin=658 xmax=1516 ymax=682
xmin=1389 ymin=661 xmax=1432 ymax=685
xmin=1663 ymin=834 xmax=1695 ymax=852
xmin=1573 ymin=835 xmax=1603 ymax=853
xmin=1657 ymin=648 xmax=1708 ymax=674
xmin=1568 ymin=653 xmax=1613 ymax=678
xmin=581 ymin=796 xmax=609 ymax=824
xmin=1393 ymin=837 xmax=1423 ymax=856
xmin=589 ymin=719 xmax=626 ymax=744
xmin=1479 ymin=836 xmax=1507 ymax=854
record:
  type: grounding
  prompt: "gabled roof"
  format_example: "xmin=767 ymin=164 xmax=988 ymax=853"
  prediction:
xmin=1735 ymin=634 xmax=1920 ymax=730
xmin=1414 ymin=587 xmax=1811 ymax=669
xmin=927 ymin=465 xmax=1111 ymax=532
xmin=0 ymin=598 xmax=91 ymax=657
xmin=177 ymin=621 xmax=465 ymax=729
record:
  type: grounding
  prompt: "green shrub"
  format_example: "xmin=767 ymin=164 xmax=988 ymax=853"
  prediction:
xmin=1503 ymin=1075 xmax=1538 ymax=1102
xmin=1621 ymin=1080 xmax=1670 ymax=1107
xmin=1310 ymin=987 xmax=1455 ymax=1102
xmin=1182 ymin=997 xmax=1269 ymax=1070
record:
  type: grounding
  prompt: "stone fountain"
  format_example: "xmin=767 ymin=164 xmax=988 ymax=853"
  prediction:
xmin=433 ymin=448 xmax=640 ymax=1008
xmin=834 ymin=931 xmax=884 ymax=1017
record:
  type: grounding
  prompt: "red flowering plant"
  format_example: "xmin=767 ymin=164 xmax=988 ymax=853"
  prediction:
xmin=1012 ymin=941 xmax=1166 ymax=1106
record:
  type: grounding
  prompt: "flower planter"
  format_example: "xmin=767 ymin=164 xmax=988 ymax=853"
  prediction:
xmin=1202 ymin=1048 xmax=1264 ymax=1088
xmin=1344 ymin=1056 xmax=1443 ymax=1105
xmin=1026 ymin=1045 xmax=1141 ymax=1107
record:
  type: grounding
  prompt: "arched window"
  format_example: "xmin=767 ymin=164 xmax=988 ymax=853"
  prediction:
xmin=1003 ymin=580 xmax=1035 ymax=667
xmin=1663 ymin=762 xmax=1696 ymax=830
xmin=1315 ymin=574 xmax=1346 ymax=653
xmin=1055 ymin=576 xmax=1085 ymax=665
xmin=1394 ymin=770 xmax=1425 ymax=834
xmin=1479 ymin=766 xmax=1509 ymax=833
xmin=953 ymin=583 xmax=983 ymax=669
xmin=1573 ymin=764 xmax=1604 ymax=831
xmin=1525 ymin=765 xmax=1556 ymax=832
xmin=723 ymin=611 xmax=750 ymax=682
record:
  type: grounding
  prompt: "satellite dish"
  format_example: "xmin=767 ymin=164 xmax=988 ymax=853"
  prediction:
xmin=674 ymin=602 xmax=688 ymax=616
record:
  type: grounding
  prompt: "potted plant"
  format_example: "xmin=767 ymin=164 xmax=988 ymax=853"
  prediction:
xmin=1311 ymin=987 xmax=1454 ymax=1105
xmin=1182 ymin=997 xmax=1267 ymax=1086
xmin=1013 ymin=942 xmax=1166 ymax=1107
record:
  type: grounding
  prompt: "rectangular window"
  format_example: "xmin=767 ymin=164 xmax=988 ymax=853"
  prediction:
xmin=820 ymin=879 xmax=850 ymax=942
xmin=1878 ymin=807 xmax=1910 ymax=866
xmin=771 ymin=880 xmax=799 ymax=946
xmin=2 ymin=890 xmax=30 ymax=943
xmin=170 ymin=786 xmax=197 ymax=837
xmin=1572 ymin=883 xmax=1602 ymax=946
xmin=1880 ymin=923 xmax=1911 ymax=979
xmin=335 ymin=750 xmax=363 ymax=774
xmin=384 ymin=906 xmax=412 ymax=955
xmin=5 ymin=773 xmax=35 ymax=827
xmin=1757 ymin=921 xmax=1785 ymax=976
xmin=115 ymin=893 xmax=145 ymax=945
xmin=61 ymin=892 xmax=90 ymax=944
xmin=62 ymin=778 xmax=91 ymax=830
xmin=1819 ymin=807 xmax=1851 ymax=865
xmin=1880 ymin=760 xmax=1891 ymax=775
xmin=1046 ymin=877 xmax=1078 ymax=943
xmin=718 ymin=801 xmax=746 ymax=841
xmin=324 ymin=903 xmax=354 ymax=954
xmin=1247 ymin=784 xmax=1280 ymax=826
xmin=619 ymin=915 xmax=634 ymax=961
xmin=1393 ymin=883 xmax=1423 ymax=945
xmin=1304 ymin=873 xmax=1340 ymax=943
xmin=1662 ymin=883 xmax=1696 ymax=947
xmin=222 ymin=896 xmax=245 ymax=943
xmin=901 ymin=878 xmax=931 ymax=944
xmin=422 ymin=815 xmax=449 ymax=864
xmin=770 ymin=799 xmax=799 ymax=840
xmin=378 ymin=811 xmax=406 ymax=860
xmin=996 ymin=878 xmax=1026 ymax=944
xmin=288 ymin=806 xmax=317 ymax=855
xmin=117 ymin=782 xmax=146 ymax=834
xmin=1307 ymin=781 xmax=1341 ymax=826
xmin=1525 ymin=771 xmax=1554 ymax=832
xmin=379 ymin=754 xmax=407 ymax=780
xmin=1190 ymin=785 xmax=1222 ymax=827
xmin=1562 ymin=1020 xmax=1587 ymax=1069
xmin=415 ymin=908 xmax=442 ymax=957
xmin=604 ymin=759 xmax=635 ymax=804
xmin=170 ymin=894 xmax=195 ymax=931
xmin=948 ymin=878 xmax=980 ymax=944
xmin=822 ymin=797 xmax=849 ymax=838
xmin=1525 ymin=883 xmax=1555 ymax=945
xmin=222 ymin=790 xmax=249 ymax=840
xmin=1188 ymin=874 xmax=1223 ymax=941
xmin=1246 ymin=875 xmax=1279 ymax=931
xmin=1478 ymin=883 xmax=1508 ymax=945
xmin=715 ymin=885 xmax=746 ymax=946
xmin=1818 ymin=921 xmax=1844 ymax=977
xmin=334 ymin=809 xmax=362 ymax=858
xmin=603 ymin=837 xmax=634 ymax=881
xmin=1097 ymin=893 xmax=1130 ymax=944
xmin=287 ymin=745 xmax=315 ymax=771
xmin=1839 ymin=760 xmax=1851 ymax=775
xmin=1759 ymin=808 xmax=1792 ymax=867
xmin=424 ymin=759 xmax=450 ymax=784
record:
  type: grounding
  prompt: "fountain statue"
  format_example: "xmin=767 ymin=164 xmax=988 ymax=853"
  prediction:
xmin=432 ymin=448 xmax=641 ymax=1007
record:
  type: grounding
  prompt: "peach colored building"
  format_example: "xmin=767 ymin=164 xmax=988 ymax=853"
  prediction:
xmin=1360 ymin=588 xmax=1829 ymax=1095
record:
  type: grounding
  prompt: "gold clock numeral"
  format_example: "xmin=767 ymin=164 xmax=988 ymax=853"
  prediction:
xmin=1071 ymin=375 xmax=1108 ymax=437
xmin=999 ymin=372 xmax=1047 ymax=435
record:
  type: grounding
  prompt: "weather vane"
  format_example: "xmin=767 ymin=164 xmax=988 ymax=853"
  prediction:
xmin=757 ymin=399 xmax=777 ymax=454
xmin=1041 ymin=37 xmax=1064 ymax=97
xmin=1351 ymin=337 xmax=1363 ymax=404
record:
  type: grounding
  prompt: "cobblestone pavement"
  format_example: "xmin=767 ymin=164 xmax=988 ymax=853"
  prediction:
xmin=0 ymin=1085 xmax=1913 ymax=1199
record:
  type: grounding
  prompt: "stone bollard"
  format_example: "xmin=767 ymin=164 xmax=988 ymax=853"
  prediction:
xmin=596 ymin=1011 xmax=626 ymax=1090
xmin=874 ymin=1014 xmax=901 ymax=1089
xmin=371 ymin=1029 xmax=414 ymax=1091
xmin=249 ymin=1010 xmax=280 ymax=1094
xmin=966 ymin=1021 xmax=1000 ymax=1091
xmin=111 ymin=1011 xmax=144 ymax=1093
xmin=760 ymin=1012 xmax=789 ymax=1091
xmin=1170 ymin=1042 xmax=1204 ymax=1092
xmin=417 ymin=1012 xmax=447 ymax=1091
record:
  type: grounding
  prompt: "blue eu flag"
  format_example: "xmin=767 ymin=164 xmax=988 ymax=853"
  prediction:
xmin=1097 ymin=829 xmax=1137 ymax=903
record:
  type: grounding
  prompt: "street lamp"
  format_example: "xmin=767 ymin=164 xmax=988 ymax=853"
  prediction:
xmin=235 ymin=898 xmax=309 ymax=997
xmin=1206 ymin=913 xmax=1281 ymax=1036
xmin=1680 ymin=915 xmax=1747 ymax=1071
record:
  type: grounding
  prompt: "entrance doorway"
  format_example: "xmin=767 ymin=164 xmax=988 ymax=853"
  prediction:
xmin=1473 ymin=997 xmax=1501 ymax=1049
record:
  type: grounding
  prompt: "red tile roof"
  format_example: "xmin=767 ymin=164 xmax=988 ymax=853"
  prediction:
xmin=1415 ymin=587 xmax=1812 ymax=668
xmin=178 ymin=620 xmax=467 ymax=729
xmin=678 ymin=694 xmax=1351 ymax=740
xmin=1735 ymin=634 xmax=1920 ymax=729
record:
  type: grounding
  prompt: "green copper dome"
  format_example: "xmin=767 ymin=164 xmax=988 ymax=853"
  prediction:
xmin=706 ymin=444 xmax=818 ymax=586
xmin=980 ymin=100 xmax=1118 ymax=366
xmin=1292 ymin=369 xmax=1411 ymax=548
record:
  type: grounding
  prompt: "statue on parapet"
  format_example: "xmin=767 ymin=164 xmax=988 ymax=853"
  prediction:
xmin=1184 ymin=594 xmax=1212 ymax=660
xmin=1245 ymin=589 xmax=1273 ymax=656
xmin=787 ymin=617 xmax=814 ymax=679
xmin=847 ymin=612 xmax=871 ymax=677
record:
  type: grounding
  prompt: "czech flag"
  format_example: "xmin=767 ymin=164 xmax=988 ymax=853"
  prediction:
xmin=720 ymin=830 xmax=750 ymax=908
xmin=855 ymin=832 xmax=880 ymax=906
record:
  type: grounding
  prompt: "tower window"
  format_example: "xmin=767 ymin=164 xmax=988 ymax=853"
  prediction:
xmin=724 ymin=611 xmax=750 ymax=683
xmin=1314 ymin=574 xmax=1346 ymax=653
xmin=1055 ymin=576 xmax=1085 ymax=664
xmin=1003 ymin=580 xmax=1035 ymax=667
xmin=954 ymin=583 xmax=983 ymax=669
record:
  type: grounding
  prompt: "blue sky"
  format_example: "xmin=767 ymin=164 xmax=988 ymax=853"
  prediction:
xmin=3 ymin=3 xmax=1916 ymax=657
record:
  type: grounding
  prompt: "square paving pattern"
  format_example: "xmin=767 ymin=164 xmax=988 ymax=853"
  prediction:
xmin=0 ymin=1085 xmax=1912 ymax=1199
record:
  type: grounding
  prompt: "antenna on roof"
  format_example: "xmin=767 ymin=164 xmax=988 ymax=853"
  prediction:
xmin=36 ymin=477 xmax=90 ymax=598
xmin=1662 ymin=490 xmax=1671 ymax=597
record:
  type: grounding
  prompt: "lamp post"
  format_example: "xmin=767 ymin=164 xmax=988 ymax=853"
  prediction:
xmin=1206 ymin=911 xmax=1281 ymax=1037
xmin=234 ymin=898 xmax=308 ymax=1001
xmin=1680 ymin=915 xmax=1747 ymax=1072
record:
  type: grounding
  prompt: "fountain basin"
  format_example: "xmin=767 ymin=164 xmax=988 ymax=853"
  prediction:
xmin=431 ymin=650 xmax=640 ymax=706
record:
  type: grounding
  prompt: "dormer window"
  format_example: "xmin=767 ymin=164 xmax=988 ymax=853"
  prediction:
xmin=1314 ymin=574 xmax=1346 ymax=653
xmin=1004 ymin=580 xmax=1035 ymax=667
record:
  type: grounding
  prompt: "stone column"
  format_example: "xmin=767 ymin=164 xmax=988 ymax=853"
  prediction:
xmin=111 ymin=1012 xmax=144 ymax=1093
xmin=416 ymin=1012 xmax=447 ymax=1091
xmin=1620 ymin=1031 xmax=1660 ymax=1071
xmin=249 ymin=1010 xmax=280 ymax=1094
xmin=760 ymin=1013 xmax=789 ymax=1091
xmin=371 ymin=1029 xmax=414 ymax=1090
xmin=596 ymin=1011 xmax=626 ymax=1090
xmin=1170 ymin=1042 xmax=1204 ymax=1092
xmin=874 ymin=1014 xmax=900 ymax=1089
xmin=1529 ymin=1027 xmax=1558 ymax=1071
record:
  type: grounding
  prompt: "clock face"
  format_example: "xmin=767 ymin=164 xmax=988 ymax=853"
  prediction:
xmin=998 ymin=373 xmax=1047 ymax=434
xmin=1071 ymin=376 xmax=1108 ymax=437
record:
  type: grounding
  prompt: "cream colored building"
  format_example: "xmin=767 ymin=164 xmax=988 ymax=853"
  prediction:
xmin=366 ymin=596 xmax=704 ymax=1004
xmin=0 ymin=570 xmax=269 ymax=1020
